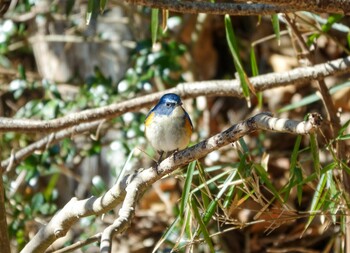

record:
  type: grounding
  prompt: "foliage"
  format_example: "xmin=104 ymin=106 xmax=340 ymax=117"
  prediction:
xmin=1 ymin=2 xmax=350 ymax=253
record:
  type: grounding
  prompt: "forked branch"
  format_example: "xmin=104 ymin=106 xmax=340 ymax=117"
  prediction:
xmin=21 ymin=112 xmax=323 ymax=253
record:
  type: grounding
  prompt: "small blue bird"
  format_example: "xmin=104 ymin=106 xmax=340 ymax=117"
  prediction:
xmin=145 ymin=93 xmax=193 ymax=166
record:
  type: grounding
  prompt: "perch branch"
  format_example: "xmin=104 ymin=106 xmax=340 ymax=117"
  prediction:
xmin=0 ymin=56 xmax=348 ymax=133
xmin=20 ymin=112 xmax=323 ymax=253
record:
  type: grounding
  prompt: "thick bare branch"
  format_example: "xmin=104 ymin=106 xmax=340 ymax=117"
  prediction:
xmin=124 ymin=0 xmax=349 ymax=15
xmin=21 ymin=112 xmax=322 ymax=253
xmin=0 ymin=56 xmax=349 ymax=133
xmin=234 ymin=0 xmax=350 ymax=14
xmin=124 ymin=0 xmax=293 ymax=16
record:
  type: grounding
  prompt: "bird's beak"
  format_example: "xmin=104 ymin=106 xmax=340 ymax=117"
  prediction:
xmin=178 ymin=101 xmax=183 ymax=106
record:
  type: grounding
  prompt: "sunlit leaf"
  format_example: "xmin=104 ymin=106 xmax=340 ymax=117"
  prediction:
xmin=254 ymin=164 xmax=283 ymax=203
xmin=224 ymin=14 xmax=253 ymax=104
xmin=271 ymin=14 xmax=280 ymax=45
xmin=302 ymin=172 xmax=327 ymax=235
xmin=86 ymin=0 xmax=94 ymax=25
xmin=191 ymin=198 xmax=215 ymax=252
xmin=100 ymin=0 xmax=108 ymax=13
xmin=278 ymin=81 xmax=350 ymax=112
xmin=310 ymin=133 xmax=320 ymax=177
xmin=180 ymin=161 xmax=196 ymax=216
xmin=151 ymin=8 xmax=159 ymax=45
xmin=162 ymin=9 xmax=169 ymax=32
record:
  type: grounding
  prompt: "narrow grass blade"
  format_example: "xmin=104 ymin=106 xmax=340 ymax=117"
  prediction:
xmin=191 ymin=170 xmax=231 ymax=195
xmin=338 ymin=134 xmax=350 ymax=140
xmin=250 ymin=47 xmax=263 ymax=107
xmin=202 ymin=200 xmax=218 ymax=226
xmin=302 ymin=172 xmax=328 ymax=235
xmin=254 ymin=164 xmax=283 ymax=203
xmin=309 ymin=133 xmax=320 ymax=177
xmin=202 ymin=169 xmax=238 ymax=224
xmin=278 ymin=81 xmax=350 ymax=112
xmin=86 ymin=0 xmax=94 ymax=25
xmin=321 ymin=14 xmax=344 ymax=32
xmin=301 ymin=162 xmax=336 ymax=186
xmin=191 ymin=198 xmax=215 ymax=252
xmin=238 ymin=137 xmax=249 ymax=154
xmin=152 ymin=216 xmax=180 ymax=253
xmin=65 ymin=0 xmax=75 ymax=16
xmin=180 ymin=161 xmax=196 ymax=216
xmin=100 ymin=0 xmax=108 ymax=13
xmin=290 ymin=136 xmax=302 ymax=174
xmin=197 ymin=163 xmax=211 ymax=209
xmin=295 ymin=167 xmax=303 ymax=205
xmin=162 ymin=9 xmax=169 ymax=32
xmin=337 ymin=119 xmax=350 ymax=139
xmin=224 ymin=14 xmax=254 ymax=103
xmin=284 ymin=135 xmax=302 ymax=202
xmin=271 ymin=14 xmax=280 ymax=45
xmin=223 ymin=184 xmax=235 ymax=209
xmin=151 ymin=8 xmax=159 ymax=45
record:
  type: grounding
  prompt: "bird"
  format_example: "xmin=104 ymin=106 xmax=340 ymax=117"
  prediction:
xmin=144 ymin=93 xmax=193 ymax=170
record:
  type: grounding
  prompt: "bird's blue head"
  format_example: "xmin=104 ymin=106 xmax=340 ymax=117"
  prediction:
xmin=153 ymin=93 xmax=182 ymax=116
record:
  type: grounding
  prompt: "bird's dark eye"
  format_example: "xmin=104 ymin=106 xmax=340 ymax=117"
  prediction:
xmin=166 ymin=102 xmax=171 ymax=107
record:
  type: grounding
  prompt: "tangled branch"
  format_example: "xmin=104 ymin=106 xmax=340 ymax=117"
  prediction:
xmin=20 ymin=112 xmax=323 ymax=253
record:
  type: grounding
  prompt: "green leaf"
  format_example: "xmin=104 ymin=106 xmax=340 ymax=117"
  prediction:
xmin=337 ymin=119 xmax=350 ymax=140
xmin=191 ymin=198 xmax=215 ymax=252
xmin=86 ymin=0 xmax=94 ymax=25
xmin=161 ymin=9 xmax=169 ymax=32
xmin=31 ymin=193 xmax=44 ymax=212
xmin=191 ymin=170 xmax=231 ymax=195
xmin=250 ymin=47 xmax=259 ymax=77
xmin=18 ymin=64 xmax=26 ymax=80
xmin=295 ymin=166 xmax=303 ymax=206
xmin=100 ymin=0 xmax=108 ymax=13
xmin=65 ymin=0 xmax=75 ymax=16
xmin=153 ymin=216 xmax=180 ymax=253
xmin=223 ymin=184 xmax=235 ymax=208
xmin=180 ymin=161 xmax=196 ymax=216
xmin=309 ymin=133 xmax=320 ymax=177
xmin=202 ymin=169 xmax=237 ymax=224
xmin=321 ymin=14 xmax=343 ymax=32
xmin=224 ymin=14 xmax=252 ymax=103
xmin=302 ymin=172 xmax=328 ymax=235
xmin=202 ymin=199 xmax=218 ymax=226
xmin=271 ymin=14 xmax=280 ymax=45
xmin=278 ymin=81 xmax=350 ymax=112
xmin=197 ymin=163 xmax=211 ymax=209
xmin=250 ymin=47 xmax=263 ymax=107
xmin=290 ymin=135 xmax=302 ymax=174
xmin=254 ymin=164 xmax=283 ymax=203
xmin=338 ymin=134 xmax=350 ymax=140
xmin=283 ymin=135 xmax=302 ymax=202
xmin=151 ymin=8 xmax=159 ymax=45
xmin=44 ymin=173 xmax=59 ymax=200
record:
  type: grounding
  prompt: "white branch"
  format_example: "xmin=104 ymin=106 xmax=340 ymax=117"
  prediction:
xmin=20 ymin=112 xmax=322 ymax=253
xmin=0 ymin=56 xmax=348 ymax=133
